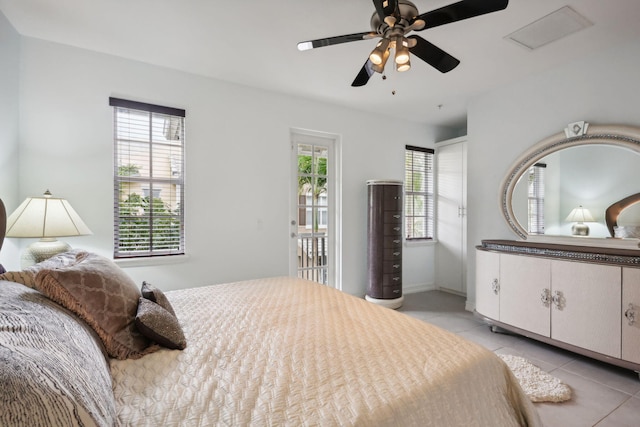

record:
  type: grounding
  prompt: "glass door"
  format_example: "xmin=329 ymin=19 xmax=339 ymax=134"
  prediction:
xmin=290 ymin=130 xmax=339 ymax=287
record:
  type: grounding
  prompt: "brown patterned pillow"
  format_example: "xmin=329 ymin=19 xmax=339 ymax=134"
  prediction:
xmin=34 ymin=252 xmax=156 ymax=360
xmin=141 ymin=281 xmax=176 ymax=316
xmin=0 ymin=250 xmax=86 ymax=289
xmin=135 ymin=297 xmax=187 ymax=350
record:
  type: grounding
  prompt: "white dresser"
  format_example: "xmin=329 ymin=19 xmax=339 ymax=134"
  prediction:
xmin=476 ymin=240 xmax=640 ymax=373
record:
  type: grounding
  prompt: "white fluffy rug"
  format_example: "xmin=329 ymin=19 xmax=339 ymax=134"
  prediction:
xmin=499 ymin=354 xmax=571 ymax=403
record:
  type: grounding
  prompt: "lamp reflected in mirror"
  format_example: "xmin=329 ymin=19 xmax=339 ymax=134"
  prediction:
xmin=565 ymin=205 xmax=594 ymax=236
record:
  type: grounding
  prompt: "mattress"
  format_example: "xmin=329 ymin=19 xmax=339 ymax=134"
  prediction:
xmin=110 ymin=276 xmax=540 ymax=426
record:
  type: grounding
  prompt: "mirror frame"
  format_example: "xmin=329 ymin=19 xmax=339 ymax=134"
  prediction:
xmin=500 ymin=124 xmax=640 ymax=246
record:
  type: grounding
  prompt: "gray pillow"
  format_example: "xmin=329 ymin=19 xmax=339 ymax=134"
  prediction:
xmin=0 ymin=281 xmax=116 ymax=426
xmin=0 ymin=249 xmax=85 ymax=289
xmin=141 ymin=281 xmax=176 ymax=316
xmin=34 ymin=252 xmax=156 ymax=360
xmin=135 ymin=297 xmax=187 ymax=350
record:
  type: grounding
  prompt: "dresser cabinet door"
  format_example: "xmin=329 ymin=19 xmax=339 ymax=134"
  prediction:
xmin=500 ymin=254 xmax=551 ymax=337
xmin=622 ymin=268 xmax=640 ymax=364
xmin=475 ymin=250 xmax=500 ymax=321
xmin=552 ymin=260 xmax=621 ymax=358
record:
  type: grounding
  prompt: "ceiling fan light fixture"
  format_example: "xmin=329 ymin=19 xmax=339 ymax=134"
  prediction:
xmin=397 ymin=59 xmax=411 ymax=72
xmin=369 ymin=38 xmax=390 ymax=65
xmin=394 ymin=37 xmax=410 ymax=65
xmin=371 ymin=47 xmax=391 ymax=73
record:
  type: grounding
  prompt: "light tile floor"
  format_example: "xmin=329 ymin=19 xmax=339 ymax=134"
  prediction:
xmin=399 ymin=290 xmax=640 ymax=427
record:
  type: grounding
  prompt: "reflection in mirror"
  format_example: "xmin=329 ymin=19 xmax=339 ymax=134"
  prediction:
xmin=500 ymin=124 xmax=640 ymax=246
xmin=512 ymin=145 xmax=640 ymax=238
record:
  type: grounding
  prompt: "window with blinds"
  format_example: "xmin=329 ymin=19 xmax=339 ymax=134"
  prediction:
xmin=528 ymin=163 xmax=546 ymax=234
xmin=110 ymin=97 xmax=185 ymax=258
xmin=405 ymin=145 xmax=434 ymax=240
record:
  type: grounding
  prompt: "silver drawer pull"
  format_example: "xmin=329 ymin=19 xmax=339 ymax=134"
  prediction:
xmin=393 ymin=289 xmax=400 ymax=293
xmin=540 ymin=288 xmax=550 ymax=306
xmin=393 ymin=215 xmax=400 ymax=219
xmin=393 ymin=240 xmax=400 ymax=244
xmin=393 ymin=264 xmax=400 ymax=269
xmin=552 ymin=290 xmax=564 ymax=309
xmin=625 ymin=303 xmax=636 ymax=326
xmin=393 ymin=227 xmax=400 ymax=231
xmin=491 ymin=279 xmax=499 ymax=295
xmin=393 ymin=252 xmax=400 ymax=256
xmin=393 ymin=277 xmax=400 ymax=281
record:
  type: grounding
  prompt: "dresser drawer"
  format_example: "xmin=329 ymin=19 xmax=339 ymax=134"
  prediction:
xmin=383 ymin=189 xmax=402 ymax=210
xmin=383 ymin=236 xmax=402 ymax=249
xmin=384 ymin=223 xmax=403 ymax=236
xmin=383 ymin=247 xmax=402 ymax=261
xmin=383 ymin=260 xmax=402 ymax=272
xmin=382 ymin=285 xmax=402 ymax=299
xmin=382 ymin=274 xmax=402 ymax=287
xmin=384 ymin=211 xmax=402 ymax=223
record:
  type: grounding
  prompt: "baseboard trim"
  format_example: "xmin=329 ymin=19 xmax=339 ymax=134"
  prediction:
xmin=403 ymin=282 xmax=437 ymax=294
xmin=465 ymin=300 xmax=475 ymax=313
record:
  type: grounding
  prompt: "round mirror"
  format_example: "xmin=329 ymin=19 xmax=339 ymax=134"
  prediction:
xmin=500 ymin=124 xmax=640 ymax=244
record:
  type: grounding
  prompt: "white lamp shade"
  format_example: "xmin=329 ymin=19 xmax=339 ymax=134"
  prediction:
xmin=565 ymin=205 xmax=595 ymax=223
xmin=6 ymin=194 xmax=92 ymax=238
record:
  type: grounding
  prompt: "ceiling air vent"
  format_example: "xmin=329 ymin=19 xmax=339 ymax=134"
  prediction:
xmin=505 ymin=6 xmax=593 ymax=50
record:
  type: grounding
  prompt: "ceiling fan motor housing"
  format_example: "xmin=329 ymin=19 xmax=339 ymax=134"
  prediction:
xmin=370 ymin=0 xmax=419 ymax=36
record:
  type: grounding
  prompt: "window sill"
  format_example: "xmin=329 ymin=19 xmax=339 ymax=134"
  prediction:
xmin=114 ymin=254 xmax=189 ymax=268
xmin=404 ymin=239 xmax=437 ymax=248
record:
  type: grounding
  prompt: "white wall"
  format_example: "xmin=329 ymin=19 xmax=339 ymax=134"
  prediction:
xmin=466 ymin=39 xmax=640 ymax=307
xmin=0 ymin=12 xmax=20 ymax=265
xmin=9 ymin=36 xmax=449 ymax=295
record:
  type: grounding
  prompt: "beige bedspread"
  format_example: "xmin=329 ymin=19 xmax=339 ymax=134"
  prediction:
xmin=110 ymin=277 xmax=540 ymax=426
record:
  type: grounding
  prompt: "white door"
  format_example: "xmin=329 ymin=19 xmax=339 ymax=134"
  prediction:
xmin=500 ymin=254 xmax=551 ymax=337
xmin=290 ymin=130 xmax=340 ymax=288
xmin=475 ymin=249 xmax=500 ymax=321
xmin=551 ymin=260 xmax=621 ymax=358
xmin=435 ymin=137 xmax=467 ymax=294
xmin=622 ymin=267 xmax=640 ymax=364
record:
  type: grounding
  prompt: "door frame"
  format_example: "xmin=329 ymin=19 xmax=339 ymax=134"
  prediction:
xmin=289 ymin=128 xmax=342 ymax=289
xmin=435 ymin=136 xmax=468 ymax=295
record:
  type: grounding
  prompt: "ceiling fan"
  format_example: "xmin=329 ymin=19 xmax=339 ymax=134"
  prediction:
xmin=297 ymin=0 xmax=509 ymax=87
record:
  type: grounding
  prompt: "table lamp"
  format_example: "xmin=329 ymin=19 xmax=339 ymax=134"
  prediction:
xmin=5 ymin=190 xmax=92 ymax=268
xmin=565 ymin=205 xmax=595 ymax=236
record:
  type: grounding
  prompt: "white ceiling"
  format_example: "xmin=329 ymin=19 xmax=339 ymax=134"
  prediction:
xmin=2 ymin=0 xmax=640 ymax=127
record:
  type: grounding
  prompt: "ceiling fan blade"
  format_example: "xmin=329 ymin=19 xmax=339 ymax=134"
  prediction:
xmin=351 ymin=59 xmax=376 ymax=87
xmin=408 ymin=35 xmax=460 ymax=73
xmin=415 ymin=0 xmax=508 ymax=31
xmin=297 ymin=32 xmax=377 ymax=51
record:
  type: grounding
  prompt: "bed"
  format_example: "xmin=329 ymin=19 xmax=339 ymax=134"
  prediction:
xmin=0 ymin=197 xmax=541 ymax=426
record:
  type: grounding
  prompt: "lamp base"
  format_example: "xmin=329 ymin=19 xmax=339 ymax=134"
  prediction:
xmin=571 ymin=223 xmax=590 ymax=236
xmin=21 ymin=239 xmax=71 ymax=268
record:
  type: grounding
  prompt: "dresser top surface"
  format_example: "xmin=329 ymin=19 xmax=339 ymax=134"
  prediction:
xmin=478 ymin=239 xmax=640 ymax=267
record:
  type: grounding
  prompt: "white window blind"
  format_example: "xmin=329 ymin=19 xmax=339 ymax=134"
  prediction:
xmin=528 ymin=163 xmax=545 ymax=234
xmin=405 ymin=145 xmax=434 ymax=240
xmin=110 ymin=97 xmax=185 ymax=258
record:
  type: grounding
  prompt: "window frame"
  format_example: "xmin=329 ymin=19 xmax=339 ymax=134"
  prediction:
xmin=404 ymin=145 xmax=435 ymax=241
xmin=528 ymin=162 xmax=546 ymax=234
xmin=110 ymin=97 xmax=186 ymax=259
